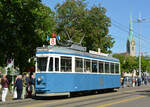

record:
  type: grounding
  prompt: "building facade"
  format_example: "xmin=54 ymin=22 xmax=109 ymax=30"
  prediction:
xmin=126 ymin=16 xmax=136 ymax=56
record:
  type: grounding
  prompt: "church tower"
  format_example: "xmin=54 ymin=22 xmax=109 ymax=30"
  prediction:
xmin=127 ymin=15 xmax=136 ymax=56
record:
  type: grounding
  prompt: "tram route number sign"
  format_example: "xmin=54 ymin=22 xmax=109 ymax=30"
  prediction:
xmin=50 ymin=38 xmax=56 ymax=45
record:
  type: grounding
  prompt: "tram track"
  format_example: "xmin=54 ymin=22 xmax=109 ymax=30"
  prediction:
xmin=47 ymin=89 xmax=146 ymax=107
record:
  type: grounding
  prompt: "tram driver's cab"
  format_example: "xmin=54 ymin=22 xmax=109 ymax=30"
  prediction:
xmin=36 ymin=56 xmax=60 ymax=72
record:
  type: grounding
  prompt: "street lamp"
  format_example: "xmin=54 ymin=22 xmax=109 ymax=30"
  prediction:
xmin=134 ymin=13 xmax=146 ymax=78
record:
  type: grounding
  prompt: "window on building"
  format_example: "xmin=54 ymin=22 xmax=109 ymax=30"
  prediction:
xmin=110 ymin=63 xmax=114 ymax=73
xmin=61 ymin=56 xmax=72 ymax=72
xmin=105 ymin=62 xmax=109 ymax=73
xmin=92 ymin=60 xmax=97 ymax=73
xmin=37 ymin=57 xmax=47 ymax=72
xmin=115 ymin=64 xmax=119 ymax=74
xmin=84 ymin=59 xmax=91 ymax=73
xmin=99 ymin=61 xmax=104 ymax=73
xmin=75 ymin=58 xmax=83 ymax=72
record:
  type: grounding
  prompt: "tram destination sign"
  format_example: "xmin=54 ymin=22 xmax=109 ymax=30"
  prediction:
xmin=50 ymin=38 xmax=56 ymax=45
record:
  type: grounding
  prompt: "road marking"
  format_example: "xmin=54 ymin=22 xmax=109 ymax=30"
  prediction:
xmin=23 ymin=88 xmax=149 ymax=107
xmin=97 ymin=95 xmax=146 ymax=107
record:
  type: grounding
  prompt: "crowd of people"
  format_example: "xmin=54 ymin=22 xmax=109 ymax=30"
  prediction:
xmin=121 ymin=75 xmax=150 ymax=88
xmin=0 ymin=73 xmax=35 ymax=102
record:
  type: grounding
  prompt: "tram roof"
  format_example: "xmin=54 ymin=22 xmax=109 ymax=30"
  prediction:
xmin=36 ymin=46 xmax=119 ymax=63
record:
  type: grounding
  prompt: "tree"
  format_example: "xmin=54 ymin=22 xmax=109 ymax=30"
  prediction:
xmin=140 ymin=56 xmax=150 ymax=73
xmin=113 ymin=54 xmax=137 ymax=73
xmin=0 ymin=0 xmax=55 ymax=72
xmin=113 ymin=54 xmax=150 ymax=75
xmin=55 ymin=0 xmax=114 ymax=53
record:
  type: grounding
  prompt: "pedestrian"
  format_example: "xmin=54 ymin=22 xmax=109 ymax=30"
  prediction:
xmin=137 ymin=76 xmax=141 ymax=86
xmin=121 ymin=77 xmax=124 ymax=88
xmin=144 ymin=76 xmax=147 ymax=85
xmin=16 ymin=75 xmax=23 ymax=99
xmin=0 ymin=72 xmax=2 ymax=91
xmin=22 ymin=74 xmax=26 ymax=99
xmin=31 ymin=74 xmax=35 ymax=96
xmin=13 ymin=76 xmax=18 ymax=99
xmin=25 ymin=73 xmax=31 ymax=98
xmin=132 ymin=77 xmax=135 ymax=87
xmin=1 ymin=74 xmax=9 ymax=102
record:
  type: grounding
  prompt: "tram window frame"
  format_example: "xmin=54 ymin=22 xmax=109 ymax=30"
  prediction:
xmin=110 ymin=63 xmax=115 ymax=73
xmin=84 ymin=59 xmax=91 ymax=73
xmin=92 ymin=60 xmax=97 ymax=73
xmin=99 ymin=61 xmax=104 ymax=73
xmin=115 ymin=64 xmax=119 ymax=74
xmin=61 ymin=56 xmax=72 ymax=72
xmin=37 ymin=57 xmax=48 ymax=72
xmin=105 ymin=62 xmax=109 ymax=73
xmin=75 ymin=57 xmax=83 ymax=72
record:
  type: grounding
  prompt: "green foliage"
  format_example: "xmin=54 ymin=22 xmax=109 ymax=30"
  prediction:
xmin=0 ymin=66 xmax=6 ymax=74
xmin=55 ymin=0 xmax=114 ymax=53
xmin=0 ymin=0 xmax=55 ymax=71
xmin=113 ymin=54 xmax=150 ymax=73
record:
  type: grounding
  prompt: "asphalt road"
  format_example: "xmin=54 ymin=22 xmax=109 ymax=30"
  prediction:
xmin=1 ymin=85 xmax=150 ymax=107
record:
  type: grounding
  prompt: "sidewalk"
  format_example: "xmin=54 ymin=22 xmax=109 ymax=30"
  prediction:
xmin=0 ymin=91 xmax=32 ymax=105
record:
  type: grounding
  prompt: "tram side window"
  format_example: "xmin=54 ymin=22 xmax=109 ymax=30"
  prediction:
xmin=55 ymin=58 xmax=59 ymax=71
xmin=105 ymin=62 xmax=109 ymax=73
xmin=75 ymin=58 xmax=83 ymax=72
xmin=84 ymin=59 xmax=91 ymax=73
xmin=61 ymin=56 xmax=72 ymax=72
xmin=48 ymin=57 xmax=53 ymax=71
xmin=37 ymin=57 xmax=47 ymax=72
xmin=92 ymin=60 xmax=97 ymax=73
xmin=111 ymin=63 xmax=114 ymax=73
xmin=115 ymin=64 xmax=119 ymax=74
xmin=99 ymin=61 xmax=104 ymax=73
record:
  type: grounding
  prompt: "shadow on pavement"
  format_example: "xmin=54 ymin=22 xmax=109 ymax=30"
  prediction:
xmin=32 ymin=89 xmax=117 ymax=100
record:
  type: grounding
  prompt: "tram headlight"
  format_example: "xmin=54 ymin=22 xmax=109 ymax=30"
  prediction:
xmin=37 ymin=76 xmax=42 ymax=82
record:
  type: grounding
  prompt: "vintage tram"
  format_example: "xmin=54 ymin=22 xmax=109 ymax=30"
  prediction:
xmin=35 ymin=44 xmax=120 ymax=96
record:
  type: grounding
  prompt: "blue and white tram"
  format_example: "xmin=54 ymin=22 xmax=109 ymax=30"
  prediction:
xmin=35 ymin=45 xmax=120 ymax=96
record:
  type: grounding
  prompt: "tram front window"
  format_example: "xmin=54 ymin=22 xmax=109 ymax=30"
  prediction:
xmin=37 ymin=57 xmax=47 ymax=72
xmin=55 ymin=58 xmax=59 ymax=71
xmin=49 ymin=57 xmax=53 ymax=71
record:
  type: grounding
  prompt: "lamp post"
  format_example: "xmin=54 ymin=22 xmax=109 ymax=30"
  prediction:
xmin=135 ymin=13 xmax=146 ymax=78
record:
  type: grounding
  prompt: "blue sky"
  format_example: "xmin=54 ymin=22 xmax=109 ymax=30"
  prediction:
xmin=42 ymin=0 xmax=150 ymax=56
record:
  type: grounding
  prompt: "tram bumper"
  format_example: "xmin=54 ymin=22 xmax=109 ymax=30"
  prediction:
xmin=35 ymin=92 xmax=70 ymax=97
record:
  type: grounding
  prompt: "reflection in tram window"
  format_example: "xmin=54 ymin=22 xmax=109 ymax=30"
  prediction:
xmin=115 ymin=64 xmax=119 ymax=74
xmin=61 ymin=56 xmax=72 ymax=72
xmin=92 ymin=60 xmax=97 ymax=73
xmin=84 ymin=59 xmax=91 ymax=72
xmin=37 ymin=57 xmax=47 ymax=72
xmin=105 ymin=62 xmax=109 ymax=73
xmin=99 ymin=61 xmax=104 ymax=73
xmin=75 ymin=58 xmax=83 ymax=72
xmin=111 ymin=63 xmax=114 ymax=73
xmin=49 ymin=57 xmax=53 ymax=71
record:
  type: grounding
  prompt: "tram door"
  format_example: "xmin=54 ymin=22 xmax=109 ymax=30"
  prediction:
xmin=48 ymin=56 xmax=60 ymax=72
